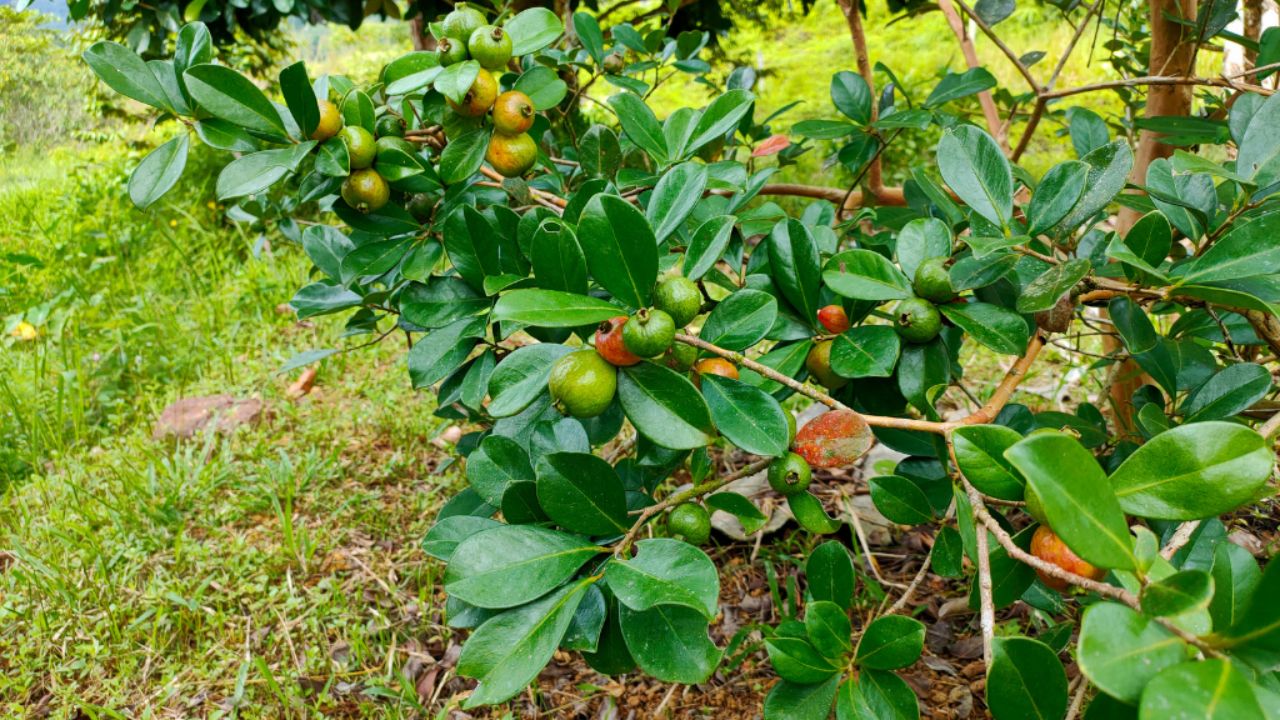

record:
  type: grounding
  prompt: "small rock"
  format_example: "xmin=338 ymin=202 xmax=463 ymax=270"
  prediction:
xmin=152 ymin=395 xmax=263 ymax=440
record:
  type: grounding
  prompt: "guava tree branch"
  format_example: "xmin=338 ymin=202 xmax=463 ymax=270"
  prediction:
xmin=959 ymin=333 xmax=1046 ymax=425
xmin=937 ymin=0 xmax=1009 ymax=149
xmin=834 ymin=0 xmax=884 ymax=193
xmin=951 ymin=0 xmax=1043 ymax=94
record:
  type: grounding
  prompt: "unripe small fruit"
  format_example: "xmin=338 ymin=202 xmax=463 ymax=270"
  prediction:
xmin=375 ymin=114 xmax=405 ymax=138
xmin=603 ymin=51 xmax=626 ymax=74
xmin=692 ymin=357 xmax=738 ymax=387
xmin=663 ymin=342 xmax=698 ymax=372
xmin=548 ymin=349 xmax=617 ymax=418
xmin=340 ymin=126 xmax=377 ymax=169
xmin=894 ymin=298 xmax=942 ymax=344
xmin=668 ymin=503 xmax=711 ymax=545
xmin=486 ymin=132 xmax=537 ymax=177
xmin=1035 ymin=293 xmax=1074 ymax=333
xmin=912 ymin=257 xmax=956 ymax=303
xmin=816 ymin=304 xmax=850 ymax=334
xmin=438 ymin=36 xmax=468 ymax=66
xmin=341 ymin=169 xmax=390 ymax=213
xmin=806 ymin=340 xmax=847 ymax=390
xmin=405 ymin=193 xmax=433 ymax=221
xmin=654 ymin=276 xmax=702 ymax=328
xmin=767 ymin=452 xmax=812 ymax=496
xmin=595 ymin=316 xmax=642 ymax=367
xmin=310 ymin=99 xmax=343 ymax=141
xmin=492 ymin=91 xmax=536 ymax=135
xmin=1030 ymin=525 xmax=1106 ymax=592
xmin=442 ymin=4 xmax=487 ymax=43
xmin=621 ymin=307 xmax=676 ymax=358
xmin=447 ymin=68 xmax=498 ymax=117
xmin=468 ymin=25 xmax=513 ymax=70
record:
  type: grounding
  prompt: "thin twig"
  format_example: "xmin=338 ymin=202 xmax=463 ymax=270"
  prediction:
xmin=1160 ymin=521 xmax=1201 ymax=560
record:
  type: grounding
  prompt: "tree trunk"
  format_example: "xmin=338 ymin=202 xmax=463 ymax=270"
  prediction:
xmin=409 ymin=16 xmax=436 ymax=51
xmin=1108 ymin=0 xmax=1198 ymax=433
xmin=1243 ymin=0 xmax=1264 ymax=67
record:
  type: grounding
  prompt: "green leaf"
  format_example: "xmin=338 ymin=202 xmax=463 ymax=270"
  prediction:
xmin=129 ymin=134 xmax=189 ymax=209
xmin=854 ymin=615 xmax=925 ymax=670
xmin=765 ymin=677 xmax=840 ymax=720
xmin=513 ymin=65 xmax=568 ymax=111
xmin=767 ymin=636 xmax=840 ymax=683
xmin=562 ymin=584 xmax=607 ymax=652
xmin=793 ymin=119 xmax=858 ymax=139
xmin=618 ymin=362 xmax=716 ymax=450
xmin=215 ymin=143 xmax=314 ymax=200
xmin=183 ymin=64 xmax=286 ymax=138
xmin=830 ymin=326 xmax=900 ymax=378
xmin=83 ymin=41 xmax=171 ymax=110
xmin=937 ymin=125 xmax=1012 ymax=230
xmin=1236 ymin=90 xmax=1280 ymax=183
xmin=684 ymin=215 xmax=737 ymax=280
xmin=530 ymin=219 xmax=588 ymax=294
xmin=1005 ymin=433 xmax=1136 ymax=570
xmin=383 ymin=51 xmax=442 ymax=95
xmin=316 ymin=137 xmax=349 ymax=177
xmin=609 ymin=93 xmax=669 ymax=164
xmin=1015 ymin=258 xmax=1090 ymax=314
xmin=932 ymin=526 xmax=964 ymax=578
xmin=805 ymin=601 xmax=853 ymax=659
xmin=487 ymin=343 xmax=573 ymax=418
xmin=647 ymin=162 xmax=708 ymax=244
xmin=445 ymin=525 xmax=603 ymax=608
xmin=439 ymin=127 xmax=489 ymax=185
xmin=831 ymin=71 xmax=872 ymax=125
xmin=399 ymin=277 xmax=487 ymax=329
xmin=704 ymin=492 xmax=767 ymax=534
xmin=536 ymin=452 xmax=629 ymax=536
xmin=605 ymin=538 xmax=719 ymax=618
xmin=579 ymin=125 xmax=621 ymax=179
xmin=193 ymin=118 xmax=258 ymax=152
xmin=442 ymin=205 xmax=502 ymax=291
xmin=433 ymin=60 xmax=479 ymax=105
xmin=1138 ymin=660 xmax=1265 ymax=719
xmin=769 ymin=219 xmax=823 ymax=325
xmin=687 ymin=89 xmax=754 ymax=155
xmin=466 ymin=435 xmax=533 ymax=506
xmin=895 ymin=218 xmax=952 ymax=281
xmin=699 ymin=289 xmax=777 ymax=350
xmin=1142 ymin=570 xmax=1213 ymax=617
xmin=924 ymin=67 xmax=997 ymax=107
xmin=279 ymin=61 xmax=317 ymax=137
xmin=1109 ymin=422 xmax=1273 ymax=520
xmin=1079 ymin=602 xmax=1186 ymax=704
xmin=788 ymin=491 xmax=843 ymax=534
xmin=578 ymin=194 xmax=659 ymax=309
xmin=951 ymin=424 xmax=1024 ymax=501
xmin=807 ymin=541 xmax=855 ymax=609
xmin=290 ymin=281 xmax=361 ymax=318
xmin=423 ymin=516 xmax=502 ymax=561
xmin=619 ymin=603 xmax=722 ymax=683
xmin=987 ymin=637 xmax=1068 ymax=720
xmin=1183 ymin=363 xmax=1272 ymax=422
xmin=869 ymin=476 xmax=933 ymax=525
xmin=1026 ymin=160 xmax=1088 ymax=236
xmin=504 ymin=7 xmax=565 ymax=56
xmin=1182 ymin=210 xmax=1280 ymax=284
xmin=938 ymin=301 xmax=1030 ymax=355
xmin=701 ymin=375 xmax=790 ymax=457
xmin=1057 ymin=141 xmax=1133 ymax=231
xmin=1222 ymin=559 xmax=1280 ymax=651
xmin=457 ymin=578 xmax=592 ymax=707
xmin=823 ymin=249 xmax=913 ymax=301
xmin=492 ymin=289 xmax=620 ymax=328
xmin=1209 ymin=541 xmax=1262 ymax=632
xmin=836 ymin=671 xmax=919 ymax=720
xmin=339 ymin=238 xmax=409 ymax=283
xmin=407 ymin=316 xmax=485 ymax=389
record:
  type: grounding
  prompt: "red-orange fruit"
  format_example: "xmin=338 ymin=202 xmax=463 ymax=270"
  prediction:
xmin=793 ymin=409 xmax=873 ymax=469
xmin=691 ymin=357 xmax=738 ymax=388
xmin=1030 ymin=525 xmax=1106 ymax=591
xmin=595 ymin=316 xmax=642 ymax=367
xmin=816 ymin=304 xmax=851 ymax=334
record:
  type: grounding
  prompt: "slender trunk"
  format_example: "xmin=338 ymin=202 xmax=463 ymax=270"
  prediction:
xmin=409 ymin=16 xmax=436 ymax=51
xmin=936 ymin=0 xmax=1008 ymax=150
xmin=1243 ymin=0 xmax=1264 ymax=67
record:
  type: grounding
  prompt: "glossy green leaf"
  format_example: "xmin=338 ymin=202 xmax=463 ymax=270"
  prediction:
xmin=578 ymin=194 xmax=659 ymax=309
xmin=836 ymin=671 xmax=919 ymax=720
xmin=699 ymin=289 xmax=777 ymax=351
xmin=831 ymin=71 xmax=872 ymax=124
xmin=579 ymin=124 xmax=621 ymax=179
xmin=1109 ymin=422 xmax=1273 ymax=520
xmin=504 ymin=7 xmax=565 ymax=55
xmin=1236 ymin=90 xmax=1280 ymax=183
xmin=1183 ymin=210 xmax=1280 ymax=284
xmin=701 ymin=375 xmax=790 ymax=457
xmin=987 ymin=637 xmax=1068 ymax=720
xmin=830 ymin=326 xmax=900 ymax=379
xmin=1016 ymin=258 xmax=1090 ymax=313
xmin=1184 ymin=363 xmax=1272 ymax=422
xmin=939 ymin=301 xmax=1030 ymax=355
xmin=513 ymin=65 xmax=567 ymax=110
xmin=215 ymin=142 xmax=314 ymax=200
xmin=457 ymin=578 xmax=592 ymax=707
xmin=289 ymin=281 xmax=361 ymax=318
xmin=492 ymin=289 xmax=620 ymax=327
xmin=439 ymin=127 xmax=489 ymax=184
xmin=1005 ymin=433 xmax=1135 ymax=570
xmin=618 ymin=362 xmax=716 ymax=450
xmin=687 ymin=89 xmax=754 ymax=155
xmin=407 ymin=316 xmax=486 ymax=389
xmin=383 ymin=51 xmax=442 ymax=95
xmin=895 ymin=218 xmax=952 ymax=281
xmin=129 ymin=134 xmax=189 ymax=209
xmin=609 ymin=92 xmax=668 ymax=164
xmin=279 ymin=61 xmax=317 ymax=137
xmin=766 ymin=676 xmax=840 ymax=720
xmin=951 ymin=424 xmax=1025 ymax=501
xmin=606 ymin=538 xmax=719 ymax=618
xmin=684 ymin=215 xmax=737 ymax=280
xmin=422 ymin=516 xmax=502 ymax=561
xmin=83 ymin=41 xmax=171 ymax=110
xmin=1079 ymin=602 xmax=1186 ymax=704
xmin=788 ymin=491 xmax=843 ymax=534
xmin=937 ymin=125 xmax=1013 ymax=230
xmin=767 ymin=636 xmax=840 ymax=683
xmin=924 ymin=67 xmax=997 ymax=107
xmin=648 ymin=162 xmax=708 ymax=244
xmin=1142 ymin=570 xmax=1213 ymax=617
xmin=805 ymin=600 xmax=853 ymax=659
xmin=1138 ymin=660 xmax=1265 ymax=720
xmin=1026 ymin=160 xmax=1088 ymax=236
xmin=869 ymin=475 xmax=933 ymax=525
xmin=619 ymin=603 xmax=722 ymax=683
xmin=184 ymin=64 xmax=286 ymax=137
xmin=445 ymin=525 xmax=603 ymax=608
xmin=530 ymin=219 xmax=588 ymax=294
xmin=486 ymin=344 xmax=571 ymax=418
xmin=535 ymin=452 xmax=629 ymax=536
xmin=466 ymin=435 xmax=534 ymax=506
xmin=704 ymin=492 xmax=767 ymax=534
xmin=399 ymin=277 xmax=487 ymax=329
xmin=1056 ymin=141 xmax=1133 ymax=231
xmin=932 ymin=526 xmax=964 ymax=578
xmin=807 ymin=541 xmax=856 ymax=609
xmin=823 ymin=249 xmax=913 ymax=301
xmin=855 ymin=615 xmax=925 ymax=670
xmin=1209 ymin=541 xmax=1262 ymax=631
